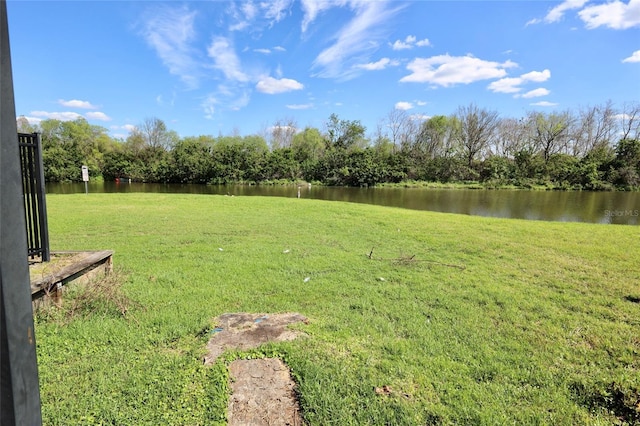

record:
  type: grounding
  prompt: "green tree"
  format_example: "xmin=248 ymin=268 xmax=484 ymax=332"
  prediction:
xmin=325 ymin=113 xmax=367 ymax=150
xmin=612 ymin=138 xmax=640 ymax=188
xmin=38 ymin=118 xmax=116 ymax=181
xmin=210 ymin=135 xmax=267 ymax=183
xmin=102 ymin=148 xmax=139 ymax=181
xmin=171 ymin=137 xmax=214 ymax=183
xmin=480 ymin=156 xmax=515 ymax=183
xmin=415 ymin=115 xmax=455 ymax=160
xmin=292 ymin=127 xmax=324 ymax=163
xmin=264 ymin=148 xmax=300 ymax=180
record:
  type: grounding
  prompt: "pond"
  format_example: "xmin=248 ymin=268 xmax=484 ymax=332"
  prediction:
xmin=46 ymin=182 xmax=640 ymax=225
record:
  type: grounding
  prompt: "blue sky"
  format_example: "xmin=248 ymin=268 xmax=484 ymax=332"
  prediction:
xmin=7 ymin=0 xmax=640 ymax=140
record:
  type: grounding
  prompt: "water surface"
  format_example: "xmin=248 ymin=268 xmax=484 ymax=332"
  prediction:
xmin=46 ymin=182 xmax=640 ymax=225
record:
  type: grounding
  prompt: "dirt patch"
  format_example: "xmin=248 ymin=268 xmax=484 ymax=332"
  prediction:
xmin=204 ymin=312 xmax=308 ymax=425
xmin=228 ymin=358 xmax=303 ymax=426
xmin=203 ymin=312 xmax=308 ymax=364
xmin=29 ymin=252 xmax=85 ymax=281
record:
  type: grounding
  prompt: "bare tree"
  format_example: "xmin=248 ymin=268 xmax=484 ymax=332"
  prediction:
xmin=16 ymin=115 xmax=36 ymax=133
xmin=269 ymin=117 xmax=298 ymax=150
xmin=619 ymin=101 xmax=640 ymax=141
xmin=492 ymin=117 xmax=529 ymax=158
xmin=572 ymin=101 xmax=616 ymax=156
xmin=139 ymin=117 xmax=177 ymax=150
xmin=454 ymin=103 xmax=500 ymax=166
xmin=526 ymin=110 xmax=573 ymax=163
xmin=382 ymin=109 xmax=422 ymax=153
xmin=384 ymin=109 xmax=406 ymax=152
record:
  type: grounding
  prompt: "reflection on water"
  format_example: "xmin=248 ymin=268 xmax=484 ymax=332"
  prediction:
xmin=46 ymin=182 xmax=640 ymax=225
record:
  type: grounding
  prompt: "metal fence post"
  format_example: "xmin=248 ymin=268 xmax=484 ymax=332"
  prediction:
xmin=34 ymin=133 xmax=49 ymax=261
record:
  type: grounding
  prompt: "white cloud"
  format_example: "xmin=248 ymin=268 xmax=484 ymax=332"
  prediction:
xmin=532 ymin=0 xmax=640 ymax=29
xmin=85 ymin=112 xmax=112 ymax=121
xmin=267 ymin=125 xmax=298 ymax=135
xmin=409 ymin=113 xmax=430 ymax=121
xmin=256 ymin=76 xmax=304 ymax=94
xmin=395 ymin=101 xmax=414 ymax=110
xmin=488 ymin=77 xmax=525 ymax=94
xmin=313 ymin=1 xmax=404 ymax=79
xmin=30 ymin=109 xmax=112 ymax=122
xmin=354 ymin=57 xmax=400 ymax=70
xmin=526 ymin=0 xmax=588 ymax=25
xmin=416 ymin=101 xmax=427 ymax=106
xmin=518 ymin=88 xmax=551 ymax=98
xmin=202 ymin=94 xmax=217 ymax=119
xmin=400 ymin=54 xmax=517 ymax=87
xmin=254 ymin=48 xmax=271 ymax=54
xmin=274 ymin=46 xmax=286 ymax=52
xmin=622 ymin=49 xmax=640 ymax=62
xmin=20 ymin=116 xmax=42 ymax=126
xmin=520 ymin=69 xmax=552 ymax=82
xmin=530 ymin=101 xmax=558 ymax=107
xmin=206 ymin=83 xmax=252 ymax=113
xmin=391 ymin=35 xmax=431 ymax=50
xmin=229 ymin=90 xmax=251 ymax=111
xmin=263 ymin=0 xmax=293 ymax=23
xmin=58 ymin=99 xmax=97 ymax=109
xmin=122 ymin=124 xmax=136 ymax=132
xmin=242 ymin=1 xmax=258 ymax=20
xmin=229 ymin=0 xmax=292 ymax=31
xmin=110 ymin=124 xmax=136 ymax=133
xmin=488 ymin=69 xmax=551 ymax=94
xmin=614 ymin=113 xmax=631 ymax=121
xmin=228 ymin=1 xmax=258 ymax=30
xmin=207 ymin=37 xmax=249 ymax=82
xmin=156 ymin=92 xmax=176 ymax=107
xmin=140 ymin=5 xmax=199 ymax=88
xmin=301 ymin=0 xmax=347 ymax=32
xmin=286 ymin=103 xmax=314 ymax=110
xmin=392 ymin=35 xmax=415 ymax=50
xmin=545 ymin=0 xmax=589 ymax=23
xmin=579 ymin=0 xmax=640 ymax=29
xmin=30 ymin=111 xmax=83 ymax=121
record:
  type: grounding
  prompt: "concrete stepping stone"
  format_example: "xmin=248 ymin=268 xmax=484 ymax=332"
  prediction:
xmin=203 ymin=312 xmax=308 ymax=425
xmin=228 ymin=358 xmax=303 ymax=426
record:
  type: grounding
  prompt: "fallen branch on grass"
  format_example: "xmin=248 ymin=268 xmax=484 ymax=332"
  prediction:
xmin=367 ymin=247 xmax=466 ymax=270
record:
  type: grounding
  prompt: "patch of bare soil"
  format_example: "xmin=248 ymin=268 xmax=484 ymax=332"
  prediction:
xmin=204 ymin=313 xmax=308 ymax=425
xmin=204 ymin=312 xmax=308 ymax=365
xmin=228 ymin=358 xmax=303 ymax=426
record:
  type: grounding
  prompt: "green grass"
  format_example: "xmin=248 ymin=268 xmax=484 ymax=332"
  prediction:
xmin=35 ymin=193 xmax=640 ymax=425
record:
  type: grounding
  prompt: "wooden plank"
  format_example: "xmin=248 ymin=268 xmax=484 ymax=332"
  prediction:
xmin=30 ymin=250 xmax=113 ymax=299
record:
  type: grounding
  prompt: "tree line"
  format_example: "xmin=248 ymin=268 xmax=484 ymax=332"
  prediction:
xmin=18 ymin=101 xmax=640 ymax=190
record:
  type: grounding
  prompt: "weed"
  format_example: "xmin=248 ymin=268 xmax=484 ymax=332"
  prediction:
xmin=35 ymin=267 xmax=136 ymax=325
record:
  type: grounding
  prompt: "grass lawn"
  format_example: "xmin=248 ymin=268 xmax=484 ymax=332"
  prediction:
xmin=35 ymin=193 xmax=639 ymax=425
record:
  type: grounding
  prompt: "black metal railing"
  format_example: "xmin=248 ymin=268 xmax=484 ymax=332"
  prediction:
xmin=18 ymin=132 xmax=50 ymax=261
